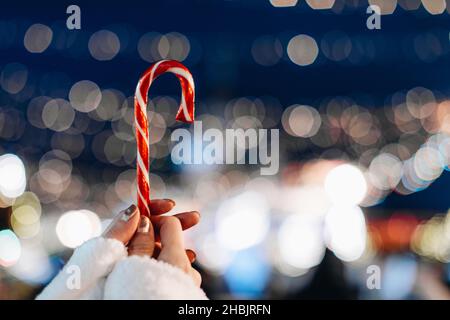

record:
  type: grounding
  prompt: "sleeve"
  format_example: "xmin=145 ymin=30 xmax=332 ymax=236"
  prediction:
xmin=103 ymin=255 xmax=208 ymax=300
xmin=36 ymin=237 xmax=127 ymax=300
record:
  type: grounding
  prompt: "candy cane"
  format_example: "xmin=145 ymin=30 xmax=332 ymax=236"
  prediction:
xmin=134 ymin=60 xmax=195 ymax=217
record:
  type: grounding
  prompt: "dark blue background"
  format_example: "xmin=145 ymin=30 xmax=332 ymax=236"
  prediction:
xmin=1 ymin=0 xmax=449 ymax=213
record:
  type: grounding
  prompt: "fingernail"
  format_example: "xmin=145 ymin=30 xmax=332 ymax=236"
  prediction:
xmin=120 ymin=204 xmax=137 ymax=221
xmin=138 ymin=216 xmax=150 ymax=233
xmin=164 ymin=199 xmax=176 ymax=206
xmin=186 ymin=249 xmax=196 ymax=262
xmin=192 ymin=211 xmax=200 ymax=217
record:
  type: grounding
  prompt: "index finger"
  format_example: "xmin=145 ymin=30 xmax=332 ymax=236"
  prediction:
xmin=149 ymin=199 xmax=175 ymax=215
xmin=151 ymin=211 xmax=200 ymax=233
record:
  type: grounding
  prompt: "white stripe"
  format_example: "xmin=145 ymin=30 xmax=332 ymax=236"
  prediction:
xmin=135 ymin=83 xmax=146 ymax=109
xmin=135 ymin=60 xmax=166 ymax=110
xmin=136 ymin=121 xmax=149 ymax=145
xmin=167 ymin=67 xmax=195 ymax=90
xmin=167 ymin=67 xmax=194 ymax=121
xmin=138 ymin=97 xmax=148 ymax=116
xmin=180 ymin=96 xmax=191 ymax=122
xmin=137 ymin=153 xmax=149 ymax=178
xmin=136 ymin=99 xmax=150 ymax=144
xmin=148 ymin=60 xmax=165 ymax=87
xmin=136 ymin=90 xmax=145 ymax=109
xmin=137 ymin=187 xmax=150 ymax=214
xmin=137 ymin=150 xmax=150 ymax=215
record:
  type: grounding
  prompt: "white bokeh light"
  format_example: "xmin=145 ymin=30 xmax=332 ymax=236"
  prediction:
xmin=306 ymin=0 xmax=335 ymax=10
xmin=23 ymin=23 xmax=53 ymax=53
xmin=196 ymin=233 xmax=234 ymax=274
xmin=324 ymin=205 xmax=367 ymax=262
xmin=0 ymin=154 xmax=26 ymax=198
xmin=56 ymin=210 xmax=102 ymax=248
xmin=278 ymin=214 xmax=325 ymax=269
xmin=324 ymin=163 xmax=367 ymax=206
xmin=8 ymin=243 xmax=53 ymax=284
xmin=216 ymin=191 xmax=270 ymax=251
xmin=88 ymin=30 xmax=121 ymax=61
xmin=270 ymin=0 xmax=298 ymax=7
xmin=0 ymin=229 xmax=22 ymax=267
xmin=69 ymin=80 xmax=102 ymax=113
xmin=287 ymin=34 xmax=319 ymax=66
xmin=421 ymin=0 xmax=446 ymax=15
xmin=369 ymin=153 xmax=403 ymax=190
xmin=288 ymin=105 xmax=322 ymax=137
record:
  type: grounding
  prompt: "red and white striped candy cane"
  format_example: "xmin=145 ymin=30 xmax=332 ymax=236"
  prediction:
xmin=134 ymin=60 xmax=195 ymax=217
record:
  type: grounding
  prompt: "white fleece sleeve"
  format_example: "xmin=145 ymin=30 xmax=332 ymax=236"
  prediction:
xmin=36 ymin=237 xmax=127 ymax=300
xmin=104 ymin=256 xmax=208 ymax=300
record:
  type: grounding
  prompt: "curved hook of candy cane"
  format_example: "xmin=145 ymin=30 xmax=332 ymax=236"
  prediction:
xmin=134 ymin=60 xmax=195 ymax=217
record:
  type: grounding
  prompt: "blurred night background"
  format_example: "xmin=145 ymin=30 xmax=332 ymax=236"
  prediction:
xmin=1 ymin=0 xmax=450 ymax=299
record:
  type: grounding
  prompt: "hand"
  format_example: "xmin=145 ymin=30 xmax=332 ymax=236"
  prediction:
xmin=38 ymin=200 xmax=202 ymax=300
xmin=102 ymin=199 xmax=200 ymax=266
xmin=157 ymin=216 xmax=202 ymax=286
xmin=129 ymin=215 xmax=201 ymax=286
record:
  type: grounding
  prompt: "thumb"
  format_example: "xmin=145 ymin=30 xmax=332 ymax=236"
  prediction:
xmin=127 ymin=216 xmax=155 ymax=257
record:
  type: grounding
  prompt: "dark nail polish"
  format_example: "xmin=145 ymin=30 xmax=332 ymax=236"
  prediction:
xmin=186 ymin=249 xmax=196 ymax=262
xmin=121 ymin=204 xmax=137 ymax=221
xmin=138 ymin=216 xmax=150 ymax=233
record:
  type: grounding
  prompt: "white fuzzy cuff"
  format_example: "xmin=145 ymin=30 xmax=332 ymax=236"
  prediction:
xmin=36 ymin=237 xmax=127 ymax=300
xmin=104 ymin=256 xmax=208 ymax=300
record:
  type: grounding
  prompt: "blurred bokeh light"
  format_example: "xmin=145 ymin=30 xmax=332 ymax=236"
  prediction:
xmin=1 ymin=0 xmax=450 ymax=300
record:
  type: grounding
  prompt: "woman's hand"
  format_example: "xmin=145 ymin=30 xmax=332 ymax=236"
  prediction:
xmin=37 ymin=199 xmax=202 ymax=300
xmin=157 ymin=217 xmax=202 ymax=286
xmin=102 ymin=199 xmax=201 ymax=284
xmin=102 ymin=206 xmax=206 ymax=300
xmin=128 ymin=215 xmax=201 ymax=286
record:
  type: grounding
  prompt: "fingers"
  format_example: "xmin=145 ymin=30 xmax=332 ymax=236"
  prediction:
xmin=152 ymin=242 xmax=161 ymax=259
xmin=153 ymin=242 xmax=196 ymax=263
xmin=159 ymin=216 xmax=184 ymax=250
xmin=149 ymin=199 xmax=175 ymax=215
xmin=157 ymin=217 xmax=188 ymax=269
xmin=128 ymin=216 xmax=155 ymax=257
xmin=102 ymin=205 xmax=140 ymax=244
xmin=189 ymin=268 xmax=202 ymax=287
xmin=151 ymin=211 xmax=200 ymax=239
xmin=154 ymin=216 xmax=202 ymax=287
